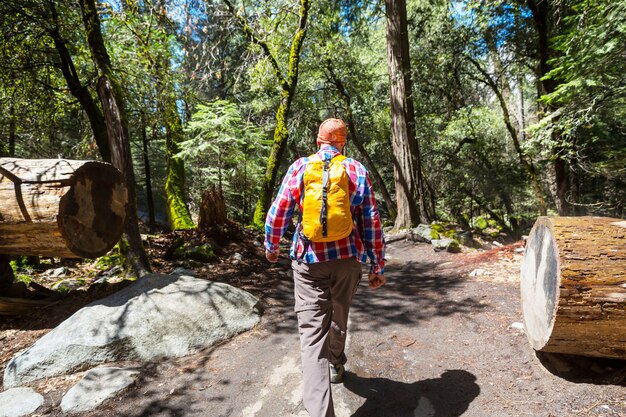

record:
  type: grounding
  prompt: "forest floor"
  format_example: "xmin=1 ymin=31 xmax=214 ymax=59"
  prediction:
xmin=1 ymin=231 xmax=626 ymax=417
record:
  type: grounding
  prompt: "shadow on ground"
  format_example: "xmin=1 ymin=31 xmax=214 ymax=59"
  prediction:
xmin=536 ymin=352 xmax=626 ymax=386
xmin=350 ymin=255 xmax=486 ymax=330
xmin=343 ymin=369 xmax=480 ymax=417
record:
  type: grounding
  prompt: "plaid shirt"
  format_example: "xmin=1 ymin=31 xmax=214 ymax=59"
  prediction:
xmin=264 ymin=145 xmax=385 ymax=274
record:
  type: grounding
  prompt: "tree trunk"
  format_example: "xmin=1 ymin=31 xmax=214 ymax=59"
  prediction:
xmin=385 ymin=0 xmax=430 ymax=228
xmin=163 ymin=93 xmax=194 ymax=230
xmin=80 ymin=0 xmax=150 ymax=276
xmin=527 ymin=0 xmax=570 ymax=215
xmin=152 ymin=6 xmax=194 ymax=230
xmin=521 ymin=216 xmax=626 ymax=359
xmin=0 ymin=158 xmax=127 ymax=258
xmin=0 ymin=255 xmax=14 ymax=297
xmin=48 ymin=0 xmax=110 ymax=163
xmin=326 ymin=66 xmax=397 ymax=218
xmin=231 ymin=0 xmax=310 ymax=229
xmin=466 ymin=55 xmax=548 ymax=215
xmin=141 ymin=114 xmax=155 ymax=230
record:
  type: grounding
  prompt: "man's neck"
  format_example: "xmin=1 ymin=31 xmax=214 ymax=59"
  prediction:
xmin=318 ymin=144 xmax=341 ymax=153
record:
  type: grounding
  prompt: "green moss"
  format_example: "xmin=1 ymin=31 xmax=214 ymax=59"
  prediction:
xmin=474 ymin=217 xmax=488 ymax=230
xmin=447 ymin=239 xmax=461 ymax=253
xmin=96 ymin=241 xmax=126 ymax=270
xmin=175 ymin=243 xmax=216 ymax=262
xmin=14 ymin=274 xmax=32 ymax=285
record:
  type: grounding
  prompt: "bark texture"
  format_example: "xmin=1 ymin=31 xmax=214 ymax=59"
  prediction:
xmin=0 ymin=158 xmax=127 ymax=258
xmin=223 ymin=0 xmax=311 ymax=228
xmin=521 ymin=216 xmax=626 ymax=359
xmin=80 ymin=0 xmax=150 ymax=276
xmin=527 ymin=0 xmax=570 ymax=215
xmin=385 ymin=0 xmax=429 ymax=228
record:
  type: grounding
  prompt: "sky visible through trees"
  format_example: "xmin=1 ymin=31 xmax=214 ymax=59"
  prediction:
xmin=0 ymin=0 xmax=623 ymax=242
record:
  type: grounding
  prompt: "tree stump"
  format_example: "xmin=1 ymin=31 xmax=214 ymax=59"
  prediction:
xmin=520 ymin=216 xmax=626 ymax=359
xmin=0 ymin=158 xmax=127 ymax=258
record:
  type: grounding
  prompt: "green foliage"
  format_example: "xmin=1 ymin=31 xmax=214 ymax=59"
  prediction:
xmin=96 ymin=242 xmax=126 ymax=271
xmin=530 ymin=0 xmax=626 ymax=216
xmin=182 ymin=100 xmax=268 ymax=223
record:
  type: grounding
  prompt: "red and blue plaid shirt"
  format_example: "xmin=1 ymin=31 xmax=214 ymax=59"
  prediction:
xmin=264 ymin=145 xmax=385 ymax=274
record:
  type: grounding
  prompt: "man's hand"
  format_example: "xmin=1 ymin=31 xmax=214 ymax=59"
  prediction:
xmin=368 ymin=272 xmax=385 ymax=289
xmin=265 ymin=248 xmax=279 ymax=263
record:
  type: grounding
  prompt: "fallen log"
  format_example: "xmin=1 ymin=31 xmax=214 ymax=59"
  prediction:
xmin=520 ymin=216 xmax=626 ymax=359
xmin=0 ymin=158 xmax=127 ymax=258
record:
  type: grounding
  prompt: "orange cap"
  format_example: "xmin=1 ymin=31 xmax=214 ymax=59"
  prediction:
xmin=316 ymin=118 xmax=347 ymax=147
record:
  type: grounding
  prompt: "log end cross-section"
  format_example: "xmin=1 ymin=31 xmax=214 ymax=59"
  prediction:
xmin=521 ymin=216 xmax=626 ymax=359
xmin=0 ymin=159 xmax=128 ymax=258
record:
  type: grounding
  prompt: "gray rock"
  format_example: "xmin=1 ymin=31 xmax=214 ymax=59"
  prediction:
xmin=0 ymin=387 xmax=43 ymax=417
xmin=431 ymin=238 xmax=461 ymax=253
xmin=169 ymin=267 xmax=196 ymax=277
xmin=105 ymin=265 xmax=124 ymax=276
xmin=93 ymin=276 xmax=108 ymax=285
xmin=47 ymin=267 xmax=68 ymax=278
xmin=4 ymin=274 xmax=262 ymax=388
xmin=231 ymin=252 xmax=244 ymax=262
xmin=51 ymin=279 xmax=81 ymax=291
xmin=60 ymin=367 xmax=139 ymax=414
xmin=408 ymin=224 xmax=434 ymax=243
xmin=469 ymin=268 xmax=493 ymax=277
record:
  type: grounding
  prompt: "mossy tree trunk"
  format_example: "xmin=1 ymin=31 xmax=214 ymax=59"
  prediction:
xmin=152 ymin=6 xmax=195 ymax=230
xmin=162 ymin=89 xmax=195 ymax=230
xmin=224 ymin=0 xmax=311 ymax=229
xmin=48 ymin=0 xmax=111 ymax=163
xmin=79 ymin=0 xmax=150 ymax=277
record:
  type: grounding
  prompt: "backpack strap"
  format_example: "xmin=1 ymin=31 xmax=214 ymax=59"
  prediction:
xmin=320 ymin=154 xmax=346 ymax=238
xmin=298 ymin=153 xmax=347 ymax=260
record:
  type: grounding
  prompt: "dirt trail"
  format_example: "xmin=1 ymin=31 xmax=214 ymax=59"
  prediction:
xmin=5 ymin=239 xmax=626 ymax=416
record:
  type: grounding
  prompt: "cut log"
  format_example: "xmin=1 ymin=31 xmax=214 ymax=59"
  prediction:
xmin=520 ymin=216 xmax=626 ymax=359
xmin=0 ymin=158 xmax=127 ymax=258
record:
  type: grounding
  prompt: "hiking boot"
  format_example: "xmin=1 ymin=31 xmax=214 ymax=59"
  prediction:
xmin=330 ymin=363 xmax=344 ymax=384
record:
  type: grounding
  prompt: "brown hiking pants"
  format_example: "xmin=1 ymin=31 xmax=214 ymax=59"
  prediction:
xmin=291 ymin=257 xmax=363 ymax=417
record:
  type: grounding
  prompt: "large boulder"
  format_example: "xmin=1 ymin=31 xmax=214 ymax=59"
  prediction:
xmin=3 ymin=274 xmax=262 ymax=388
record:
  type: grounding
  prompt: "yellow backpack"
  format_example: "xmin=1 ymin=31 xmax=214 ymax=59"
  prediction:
xmin=301 ymin=154 xmax=353 ymax=242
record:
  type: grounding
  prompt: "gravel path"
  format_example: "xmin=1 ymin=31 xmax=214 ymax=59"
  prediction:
xmin=52 ymin=240 xmax=626 ymax=416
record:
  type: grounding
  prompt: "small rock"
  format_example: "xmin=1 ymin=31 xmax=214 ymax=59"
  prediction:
xmin=431 ymin=238 xmax=461 ymax=253
xmin=469 ymin=269 xmax=487 ymax=277
xmin=93 ymin=276 xmax=107 ymax=285
xmin=253 ymin=240 xmax=262 ymax=248
xmin=514 ymin=247 xmax=525 ymax=253
xmin=510 ymin=322 xmax=525 ymax=331
xmin=0 ymin=387 xmax=44 ymax=417
xmin=492 ymin=241 xmax=503 ymax=247
xmin=231 ymin=252 xmax=244 ymax=262
xmin=47 ymin=267 xmax=69 ymax=278
xmin=51 ymin=279 xmax=81 ymax=291
xmin=408 ymin=224 xmax=433 ymax=243
xmin=61 ymin=367 xmax=139 ymax=414
xmin=170 ymin=267 xmax=197 ymax=277
xmin=105 ymin=265 xmax=124 ymax=276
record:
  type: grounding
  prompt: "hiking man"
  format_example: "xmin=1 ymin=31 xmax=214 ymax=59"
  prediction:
xmin=264 ymin=118 xmax=386 ymax=417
